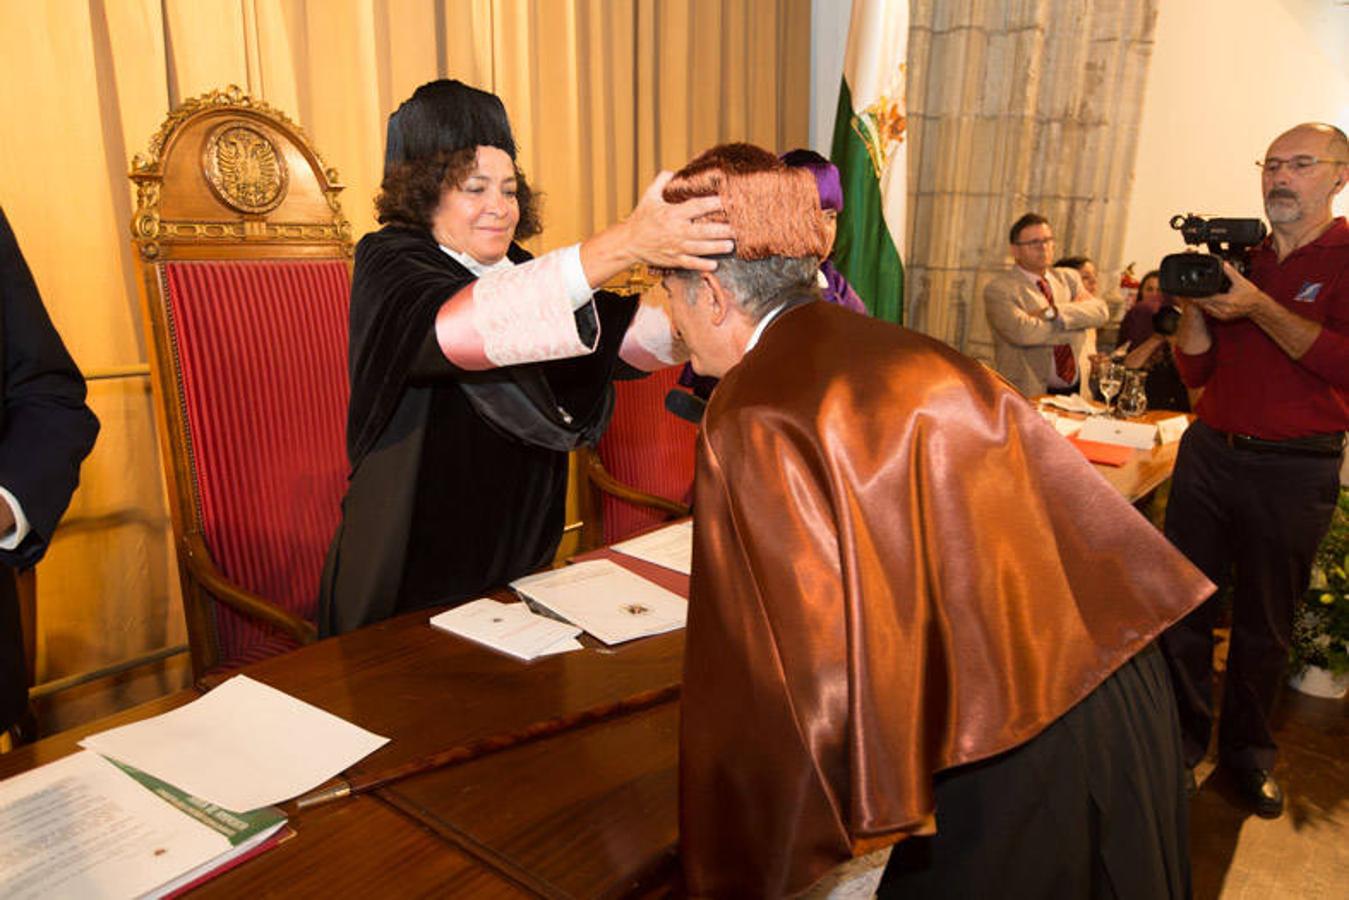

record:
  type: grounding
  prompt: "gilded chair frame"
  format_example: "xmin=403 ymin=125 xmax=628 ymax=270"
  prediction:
xmin=128 ymin=86 xmax=352 ymax=674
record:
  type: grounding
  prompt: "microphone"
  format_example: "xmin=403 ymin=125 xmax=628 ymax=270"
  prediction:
xmin=665 ymin=388 xmax=706 ymax=424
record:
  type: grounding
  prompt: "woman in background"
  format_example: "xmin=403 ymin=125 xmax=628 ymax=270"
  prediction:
xmin=1121 ymin=270 xmax=1190 ymax=411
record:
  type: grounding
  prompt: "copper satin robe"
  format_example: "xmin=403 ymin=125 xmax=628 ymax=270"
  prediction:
xmin=680 ymin=301 xmax=1213 ymax=897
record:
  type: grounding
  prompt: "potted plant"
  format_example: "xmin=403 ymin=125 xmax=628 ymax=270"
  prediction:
xmin=1289 ymin=487 xmax=1349 ymax=699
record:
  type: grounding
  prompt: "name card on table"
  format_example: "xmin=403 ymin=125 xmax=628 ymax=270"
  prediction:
xmin=1155 ymin=414 xmax=1191 ymax=444
xmin=1078 ymin=417 xmax=1158 ymax=449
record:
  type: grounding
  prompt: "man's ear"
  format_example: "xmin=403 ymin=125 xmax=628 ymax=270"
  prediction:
xmin=703 ymin=271 xmax=732 ymax=326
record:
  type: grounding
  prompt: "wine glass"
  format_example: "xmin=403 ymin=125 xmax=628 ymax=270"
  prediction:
xmin=1117 ymin=370 xmax=1148 ymax=419
xmin=1098 ymin=361 xmax=1124 ymax=418
xmin=1087 ymin=353 xmax=1109 ymax=403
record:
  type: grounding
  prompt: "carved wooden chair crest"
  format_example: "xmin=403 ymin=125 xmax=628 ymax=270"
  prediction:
xmin=129 ymin=86 xmax=352 ymax=676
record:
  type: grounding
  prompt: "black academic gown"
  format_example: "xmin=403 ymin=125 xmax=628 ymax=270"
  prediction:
xmin=0 ymin=209 xmax=100 ymax=731
xmin=319 ymin=225 xmax=636 ymax=636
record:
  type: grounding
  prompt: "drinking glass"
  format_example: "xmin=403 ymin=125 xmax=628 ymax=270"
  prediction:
xmin=1098 ymin=361 xmax=1124 ymax=418
xmin=1117 ymin=370 xmax=1148 ymax=419
xmin=1087 ymin=354 xmax=1109 ymax=403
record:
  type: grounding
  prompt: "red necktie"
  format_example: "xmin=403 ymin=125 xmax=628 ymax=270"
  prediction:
xmin=1038 ymin=278 xmax=1077 ymax=384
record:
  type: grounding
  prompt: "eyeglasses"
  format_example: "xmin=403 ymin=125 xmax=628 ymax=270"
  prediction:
xmin=1013 ymin=237 xmax=1055 ymax=248
xmin=1256 ymin=156 xmax=1348 ymax=175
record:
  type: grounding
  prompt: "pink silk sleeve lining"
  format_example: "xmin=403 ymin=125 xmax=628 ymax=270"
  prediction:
xmin=434 ymin=250 xmax=597 ymax=370
xmin=620 ymin=300 xmax=685 ymax=371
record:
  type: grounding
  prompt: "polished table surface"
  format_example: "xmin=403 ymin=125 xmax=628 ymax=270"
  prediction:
xmin=0 ymin=598 xmax=685 ymax=898
xmin=0 ymin=418 xmax=1185 ymax=896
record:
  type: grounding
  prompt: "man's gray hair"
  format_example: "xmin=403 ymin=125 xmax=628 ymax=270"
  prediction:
xmin=672 ymin=254 xmax=821 ymax=322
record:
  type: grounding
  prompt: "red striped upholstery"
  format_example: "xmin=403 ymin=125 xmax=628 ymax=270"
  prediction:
xmin=163 ymin=260 xmax=349 ymax=667
xmin=596 ymin=367 xmax=697 ymax=544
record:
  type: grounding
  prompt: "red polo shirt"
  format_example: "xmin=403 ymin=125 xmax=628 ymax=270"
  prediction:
xmin=1175 ymin=216 xmax=1349 ymax=439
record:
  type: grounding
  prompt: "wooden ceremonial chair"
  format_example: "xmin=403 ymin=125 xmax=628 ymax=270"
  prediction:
xmin=576 ymin=269 xmax=696 ymax=550
xmin=128 ymin=86 xmax=353 ymax=677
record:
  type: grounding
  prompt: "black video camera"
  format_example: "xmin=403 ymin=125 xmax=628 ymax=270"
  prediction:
xmin=1153 ymin=305 xmax=1180 ymax=336
xmin=1158 ymin=214 xmax=1267 ymax=296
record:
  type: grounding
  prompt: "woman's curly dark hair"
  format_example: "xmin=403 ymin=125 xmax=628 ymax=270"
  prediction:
xmin=374 ymin=147 xmax=542 ymax=239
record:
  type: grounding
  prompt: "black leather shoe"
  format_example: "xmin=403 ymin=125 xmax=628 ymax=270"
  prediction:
xmin=1230 ymin=768 xmax=1284 ymax=818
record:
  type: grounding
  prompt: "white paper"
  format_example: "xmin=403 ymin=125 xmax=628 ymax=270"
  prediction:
xmin=0 ymin=750 xmax=227 ymax=900
xmin=80 ymin=675 xmax=389 ymax=812
xmin=430 ymin=598 xmax=583 ymax=660
xmin=511 ymin=560 xmax=687 ymax=645
xmin=1077 ymin=416 xmax=1158 ymax=449
xmin=1039 ymin=411 xmax=1083 ymax=437
xmin=1155 ymin=414 xmax=1190 ymax=444
xmin=1038 ymin=394 xmax=1099 ymax=415
xmin=610 ymin=520 xmax=693 ymax=575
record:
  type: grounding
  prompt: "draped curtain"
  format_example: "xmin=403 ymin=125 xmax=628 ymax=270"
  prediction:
xmin=0 ymin=0 xmax=808 ymax=729
xmin=902 ymin=0 xmax=1158 ymax=357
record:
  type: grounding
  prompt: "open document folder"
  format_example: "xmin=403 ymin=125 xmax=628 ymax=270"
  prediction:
xmin=430 ymin=598 xmax=583 ymax=660
xmin=511 ymin=559 xmax=688 ymax=645
xmin=0 ymin=749 xmax=287 ymax=900
xmin=78 ymin=675 xmax=388 ymax=813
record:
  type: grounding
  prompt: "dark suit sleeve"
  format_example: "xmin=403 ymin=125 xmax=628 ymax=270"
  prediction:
xmin=0 ymin=209 xmax=99 ymax=568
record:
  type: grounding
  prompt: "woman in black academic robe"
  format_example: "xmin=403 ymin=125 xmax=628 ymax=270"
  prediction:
xmin=319 ymin=80 xmax=728 ymax=635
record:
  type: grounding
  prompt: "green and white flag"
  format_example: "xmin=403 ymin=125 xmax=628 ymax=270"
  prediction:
xmin=830 ymin=0 xmax=907 ymax=324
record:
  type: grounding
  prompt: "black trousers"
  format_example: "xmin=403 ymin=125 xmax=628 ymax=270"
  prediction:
xmin=0 ymin=568 xmax=27 ymax=733
xmin=878 ymin=645 xmax=1189 ymax=900
xmin=1160 ymin=421 xmax=1341 ymax=769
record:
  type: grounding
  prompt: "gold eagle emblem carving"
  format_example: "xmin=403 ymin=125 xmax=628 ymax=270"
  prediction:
xmin=203 ymin=121 xmax=289 ymax=214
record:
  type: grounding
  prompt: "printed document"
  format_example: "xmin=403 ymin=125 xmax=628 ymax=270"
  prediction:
xmin=430 ymin=598 xmax=583 ymax=660
xmin=0 ymin=749 xmax=283 ymax=899
xmin=511 ymin=559 xmax=687 ymax=645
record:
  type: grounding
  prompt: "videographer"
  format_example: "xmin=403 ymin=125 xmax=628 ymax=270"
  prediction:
xmin=1160 ymin=122 xmax=1348 ymax=818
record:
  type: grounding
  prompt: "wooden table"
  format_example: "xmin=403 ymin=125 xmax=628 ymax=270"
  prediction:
xmin=0 ymin=431 xmax=1185 ymax=897
xmin=1043 ymin=403 xmax=1188 ymax=504
xmin=0 ymin=601 xmax=686 ymax=898
xmin=1089 ymin=409 xmax=1186 ymax=504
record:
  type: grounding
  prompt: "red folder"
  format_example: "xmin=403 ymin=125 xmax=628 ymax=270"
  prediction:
xmin=1068 ymin=436 xmax=1134 ymax=467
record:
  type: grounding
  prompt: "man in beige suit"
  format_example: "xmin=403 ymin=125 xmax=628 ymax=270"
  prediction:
xmin=984 ymin=213 xmax=1109 ymax=397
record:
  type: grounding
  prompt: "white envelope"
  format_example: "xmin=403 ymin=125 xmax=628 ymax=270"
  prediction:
xmin=1077 ymin=416 xmax=1158 ymax=449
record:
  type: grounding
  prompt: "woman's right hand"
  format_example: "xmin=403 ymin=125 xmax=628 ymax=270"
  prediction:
xmin=580 ymin=172 xmax=735 ymax=287
xmin=621 ymin=172 xmax=735 ymax=271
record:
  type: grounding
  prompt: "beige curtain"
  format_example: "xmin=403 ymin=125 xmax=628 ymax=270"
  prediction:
xmin=0 ymin=0 xmax=808 ymax=730
xmin=903 ymin=0 xmax=1157 ymax=357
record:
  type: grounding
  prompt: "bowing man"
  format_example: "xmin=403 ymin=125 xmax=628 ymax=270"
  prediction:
xmin=659 ymin=144 xmax=1214 ymax=899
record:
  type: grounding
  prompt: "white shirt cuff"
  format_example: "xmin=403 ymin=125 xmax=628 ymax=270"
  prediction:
xmin=559 ymin=244 xmax=595 ymax=310
xmin=0 ymin=485 xmax=32 ymax=551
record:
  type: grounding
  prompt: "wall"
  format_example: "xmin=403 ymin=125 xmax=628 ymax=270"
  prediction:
xmin=1121 ymin=0 xmax=1349 ymax=276
xmin=809 ymin=0 xmax=851 ymax=155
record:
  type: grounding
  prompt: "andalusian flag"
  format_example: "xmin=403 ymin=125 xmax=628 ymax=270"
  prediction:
xmin=830 ymin=0 xmax=907 ymax=324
